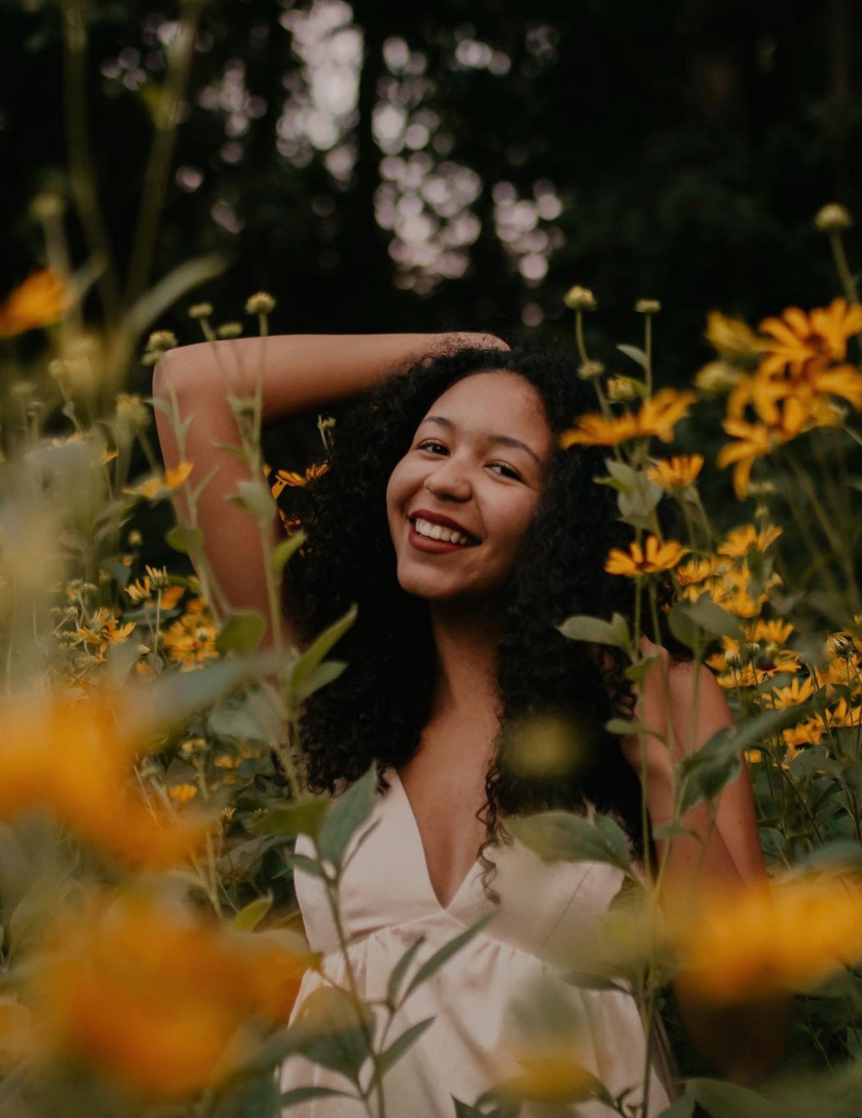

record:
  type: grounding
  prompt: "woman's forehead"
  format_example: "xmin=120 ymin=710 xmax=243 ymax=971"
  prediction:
xmin=424 ymin=370 xmax=547 ymax=426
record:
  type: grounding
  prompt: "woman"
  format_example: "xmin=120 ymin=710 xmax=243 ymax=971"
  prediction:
xmin=154 ymin=333 xmax=788 ymax=1116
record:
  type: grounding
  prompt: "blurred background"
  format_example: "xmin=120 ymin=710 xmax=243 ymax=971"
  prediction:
xmin=2 ymin=0 xmax=858 ymax=375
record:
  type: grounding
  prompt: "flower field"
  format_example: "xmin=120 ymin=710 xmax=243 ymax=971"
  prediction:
xmin=4 ymin=7 xmax=862 ymax=1116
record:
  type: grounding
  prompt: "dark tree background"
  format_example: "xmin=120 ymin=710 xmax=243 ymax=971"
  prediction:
xmin=1 ymin=0 xmax=859 ymax=468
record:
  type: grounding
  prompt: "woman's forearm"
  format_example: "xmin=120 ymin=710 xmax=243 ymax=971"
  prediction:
xmin=645 ymin=769 xmax=791 ymax=1085
xmin=153 ymin=332 xmax=508 ymax=425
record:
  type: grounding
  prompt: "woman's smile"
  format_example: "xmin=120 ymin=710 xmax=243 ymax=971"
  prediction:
xmin=385 ymin=370 xmax=553 ymax=602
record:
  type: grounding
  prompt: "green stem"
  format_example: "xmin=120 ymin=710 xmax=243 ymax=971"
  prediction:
xmin=829 ymin=231 xmax=859 ymax=304
xmin=61 ymin=0 xmax=121 ymax=326
xmin=125 ymin=0 xmax=204 ymax=304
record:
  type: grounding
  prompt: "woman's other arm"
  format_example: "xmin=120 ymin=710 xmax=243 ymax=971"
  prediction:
xmin=151 ymin=333 xmax=508 ymax=651
xmin=631 ymin=640 xmax=792 ymax=1086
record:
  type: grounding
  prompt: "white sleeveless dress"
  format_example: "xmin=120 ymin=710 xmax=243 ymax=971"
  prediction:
xmin=279 ymin=768 xmax=676 ymax=1117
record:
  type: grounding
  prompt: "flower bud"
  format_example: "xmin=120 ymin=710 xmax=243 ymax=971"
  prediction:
xmin=576 ymin=359 xmax=605 ymax=381
xmin=814 ymin=203 xmax=853 ymax=233
xmin=128 ymin=530 xmax=143 ymax=546
xmin=635 ymin=299 xmax=661 ymax=315
xmin=563 ymin=285 xmax=597 ymax=311
xmin=606 ymin=375 xmax=638 ymax=402
xmin=694 ymin=360 xmax=741 ymax=397
xmin=245 ymin=292 xmax=276 ymax=315
xmin=146 ymin=330 xmax=178 ymax=353
xmin=187 ymin=303 xmax=213 ymax=320
xmin=217 ymin=322 xmax=243 ymax=339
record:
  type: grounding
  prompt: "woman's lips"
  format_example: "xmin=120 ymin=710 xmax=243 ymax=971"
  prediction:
xmin=408 ymin=524 xmax=476 ymax=554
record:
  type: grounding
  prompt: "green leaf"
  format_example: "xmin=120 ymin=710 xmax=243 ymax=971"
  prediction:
xmin=404 ymin=915 xmax=496 ymax=997
xmin=605 ymin=718 xmax=645 ymax=736
xmin=678 ymin=731 xmax=742 ymax=816
xmin=126 ymin=253 xmax=226 ymax=338
xmin=228 ymin=479 xmax=277 ymax=521
xmin=386 ymin=935 xmax=427 ymax=1005
xmin=557 ymin=615 xmax=625 ymax=648
xmin=617 ymin=475 xmax=663 ymax=519
xmin=216 ymin=610 xmax=267 ymax=655
xmin=283 ymin=852 xmax=326 ymax=879
xmin=296 ymin=660 xmax=348 ymax=702
xmin=210 ymin=1071 xmax=282 ymax=1118
xmin=207 ymin=697 xmax=280 ymax=744
xmin=280 ymin=1087 xmax=354 ymax=1109
xmin=508 ymin=810 xmax=632 ymax=871
xmin=617 ymin=343 xmax=648 ymax=369
xmin=688 ymin=1078 xmax=783 ymax=1118
xmin=273 ymin=531 xmax=308 ymax=575
xmin=561 ymin=971 xmax=629 ymax=993
xmin=254 ymin=797 xmax=331 ymax=839
xmin=165 ymin=524 xmax=204 ymax=554
xmin=377 ymin=1017 xmax=435 ymax=1076
xmin=674 ymin=598 xmax=744 ymax=641
xmin=291 ymin=989 xmax=373 ymax=1082
xmin=290 ymin=605 xmax=357 ymax=703
xmin=316 ymin=765 xmax=378 ymax=865
xmin=232 ymin=894 xmax=273 ymax=932
xmin=654 ymin=1098 xmax=695 ymax=1118
xmin=611 ymin=612 xmax=631 ymax=647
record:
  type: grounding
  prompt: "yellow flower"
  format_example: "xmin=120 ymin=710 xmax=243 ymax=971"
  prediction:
xmin=749 ymin=618 xmax=794 ymax=646
xmin=605 ymin=535 xmax=688 ymax=577
xmin=782 ymin=720 xmax=825 ymax=748
xmin=705 ymin=311 xmax=767 ymax=362
xmin=671 ymin=874 xmax=862 ymax=1004
xmin=73 ymin=608 xmax=136 ymax=662
xmin=715 ymin=418 xmax=776 ymax=501
xmin=825 ymin=698 xmax=862 ymax=728
xmin=27 ymin=892 xmax=309 ymax=1100
xmin=0 ymin=693 xmax=212 ymax=870
xmin=127 ymin=461 xmax=194 ymax=500
xmin=718 ymin=524 xmax=783 ymax=558
xmin=763 ymin=676 xmax=815 ymax=710
xmin=675 ymin=556 xmax=719 ymax=588
xmin=168 ymin=783 xmax=198 ymax=806
xmin=267 ymin=461 xmax=328 ymax=499
xmin=559 ymin=388 xmax=696 ymax=448
xmin=647 ymin=454 xmax=704 ymax=489
xmin=494 ymin=1036 xmax=602 ymax=1105
xmin=0 ymin=269 xmax=67 ymax=337
xmin=759 ymin=299 xmax=862 ymax=379
xmin=162 ymin=608 xmax=219 ymax=671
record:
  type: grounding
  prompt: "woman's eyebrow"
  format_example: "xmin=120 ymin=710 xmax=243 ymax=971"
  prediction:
xmin=420 ymin=415 xmax=543 ymax=467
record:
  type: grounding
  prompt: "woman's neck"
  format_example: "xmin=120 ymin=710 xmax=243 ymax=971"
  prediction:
xmin=427 ymin=598 xmax=503 ymax=727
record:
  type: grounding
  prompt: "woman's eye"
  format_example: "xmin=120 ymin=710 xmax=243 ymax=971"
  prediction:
xmin=416 ymin=441 xmax=521 ymax=481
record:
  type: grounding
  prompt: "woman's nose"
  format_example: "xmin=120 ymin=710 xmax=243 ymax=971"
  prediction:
xmin=423 ymin=459 xmax=471 ymax=500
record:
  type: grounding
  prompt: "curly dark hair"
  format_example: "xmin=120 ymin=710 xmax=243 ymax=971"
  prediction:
xmin=278 ymin=344 xmax=685 ymax=896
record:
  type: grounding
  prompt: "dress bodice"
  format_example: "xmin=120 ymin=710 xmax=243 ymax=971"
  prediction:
xmin=280 ymin=768 xmax=676 ymax=1117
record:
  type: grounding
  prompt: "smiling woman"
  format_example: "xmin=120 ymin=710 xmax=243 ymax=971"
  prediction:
xmin=153 ymin=334 xmax=783 ymax=1116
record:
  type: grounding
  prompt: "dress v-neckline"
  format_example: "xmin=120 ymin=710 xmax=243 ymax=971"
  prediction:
xmin=388 ymin=768 xmax=481 ymax=914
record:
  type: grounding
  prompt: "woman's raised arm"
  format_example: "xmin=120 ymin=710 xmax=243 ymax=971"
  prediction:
xmin=151 ymin=333 xmax=507 ymax=650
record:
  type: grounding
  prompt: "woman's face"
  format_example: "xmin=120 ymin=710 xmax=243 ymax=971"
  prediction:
xmin=385 ymin=371 xmax=554 ymax=603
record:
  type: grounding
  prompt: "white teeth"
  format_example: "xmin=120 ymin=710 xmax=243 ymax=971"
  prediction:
xmin=413 ymin=517 xmax=472 ymax=546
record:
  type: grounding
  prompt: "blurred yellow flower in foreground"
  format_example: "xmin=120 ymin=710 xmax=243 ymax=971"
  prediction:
xmin=26 ymin=892 xmax=309 ymax=1100
xmin=0 ymin=269 xmax=67 ymax=337
xmin=0 ymin=692 xmax=212 ymax=869
xmin=605 ymin=535 xmax=688 ymax=577
xmin=559 ymin=388 xmax=697 ymax=448
xmin=671 ymin=874 xmax=862 ymax=1004
xmin=126 ymin=461 xmax=194 ymax=500
xmin=648 ymin=454 xmax=704 ymax=489
xmin=493 ymin=1035 xmax=603 ymax=1105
